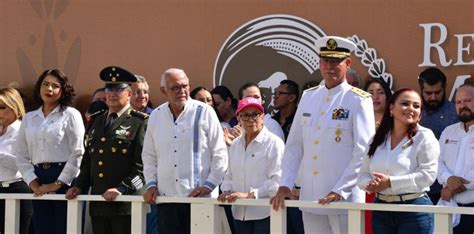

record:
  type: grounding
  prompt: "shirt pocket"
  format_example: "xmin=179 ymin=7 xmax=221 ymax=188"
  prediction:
xmin=327 ymin=120 xmax=353 ymax=146
xmin=45 ymin=123 xmax=65 ymax=145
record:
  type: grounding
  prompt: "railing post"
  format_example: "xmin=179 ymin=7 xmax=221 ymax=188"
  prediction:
xmin=4 ymin=198 xmax=20 ymax=234
xmin=67 ymin=199 xmax=83 ymax=234
xmin=434 ymin=213 xmax=453 ymax=234
xmin=191 ymin=203 xmax=220 ymax=233
xmin=270 ymin=207 xmax=286 ymax=234
xmin=131 ymin=201 xmax=147 ymax=234
xmin=348 ymin=209 xmax=365 ymax=233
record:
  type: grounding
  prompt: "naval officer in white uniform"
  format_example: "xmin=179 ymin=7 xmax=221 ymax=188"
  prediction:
xmin=271 ymin=36 xmax=375 ymax=234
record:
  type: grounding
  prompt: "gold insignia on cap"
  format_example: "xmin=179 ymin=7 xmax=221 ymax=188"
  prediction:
xmin=326 ymin=39 xmax=337 ymax=50
xmin=98 ymin=161 xmax=103 ymax=166
xmin=99 ymin=149 xmax=104 ymax=154
xmin=111 ymin=147 xmax=117 ymax=153
xmin=99 ymin=173 xmax=104 ymax=178
xmin=112 ymin=77 xmax=116 ymax=82
xmin=101 ymin=137 xmax=106 ymax=142
xmin=122 ymin=149 xmax=127 ymax=154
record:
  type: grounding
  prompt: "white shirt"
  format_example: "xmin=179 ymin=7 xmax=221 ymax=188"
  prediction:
xmin=264 ymin=114 xmax=285 ymax=141
xmin=358 ymin=125 xmax=439 ymax=195
xmin=281 ymin=81 xmax=375 ymax=215
xmin=142 ymin=99 xmax=228 ymax=197
xmin=15 ymin=106 xmax=85 ymax=185
xmin=221 ymin=127 xmax=284 ymax=221
xmin=0 ymin=120 xmax=22 ymax=182
xmin=438 ymin=123 xmax=474 ymax=204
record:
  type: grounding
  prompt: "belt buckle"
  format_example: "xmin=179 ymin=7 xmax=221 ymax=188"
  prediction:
xmin=42 ymin=163 xmax=51 ymax=169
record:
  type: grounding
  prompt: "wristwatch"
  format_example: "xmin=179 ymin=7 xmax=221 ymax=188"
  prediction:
xmin=54 ymin=180 xmax=64 ymax=186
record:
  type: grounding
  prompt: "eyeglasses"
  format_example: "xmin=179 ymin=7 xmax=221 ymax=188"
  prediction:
xmin=239 ymin=112 xmax=262 ymax=121
xmin=273 ymin=91 xmax=294 ymax=97
xmin=105 ymin=88 xmax=126 ymax=93
xmin=41 ymin=81 xmax=61 ymax=89
xmin=168 ymin=84 xmax=190 ymax=93
xmin=132 ymin=89 xmax=149 ymax=95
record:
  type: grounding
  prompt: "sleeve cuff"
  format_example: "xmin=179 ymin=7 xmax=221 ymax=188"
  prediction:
xmin=146 ymin=181 xmax=157 ymax=190
xmin=203 ymin=181 xmax=216 ymax=191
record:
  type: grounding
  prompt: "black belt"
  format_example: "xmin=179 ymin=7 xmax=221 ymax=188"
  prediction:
xmin=34 ymin=162 xmax=64 ymax=169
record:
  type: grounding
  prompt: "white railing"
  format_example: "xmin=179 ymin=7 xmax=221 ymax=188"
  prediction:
xmin=1 ymin=193 xmax=473 ymax=234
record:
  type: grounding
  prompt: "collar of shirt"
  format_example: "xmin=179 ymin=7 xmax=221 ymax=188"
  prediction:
xmin=237 ymin=126 xmax=269 ymax=147
xmin=1 ymin=120 xmax=20 ymax=139
xmin=322 ymin=80 xmax=350 ymax=96
xmin=109 ymin=104 xmax=130 ymax=118
xmin=32 ymin=105 xmax=62 ymax=118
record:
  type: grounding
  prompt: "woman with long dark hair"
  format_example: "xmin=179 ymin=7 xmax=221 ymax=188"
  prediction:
xmin=15 ymin=69 xmax=85 ymax=234
xmin=357 ymin=88 xmax=439 ymax=234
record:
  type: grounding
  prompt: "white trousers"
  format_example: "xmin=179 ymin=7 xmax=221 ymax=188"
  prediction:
xmin=302 ymin=212 xmax=348 ymax=234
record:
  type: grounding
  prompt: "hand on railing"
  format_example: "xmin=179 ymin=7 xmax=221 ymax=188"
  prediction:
xmin=65 ymin=187 xmax=81 ymax=199
xmin=217 ymin=191 xmax=255 ymax=203
xmin=29 ymin=179 xmax=45 ymax=197
xmin=440 ymin=187 xmax=454 ymax=201
xmin=188 ymin=186 xmax=212 ymax=197
xmin=270 ymin=186 xmax=291 ymax=211
xmin=102 ymin=188 xmax=121 ymax=201
xmin=143 ymin=187 xmax=158 ymax=204
xmin=318 ymin=192 xmax=343 ymax=205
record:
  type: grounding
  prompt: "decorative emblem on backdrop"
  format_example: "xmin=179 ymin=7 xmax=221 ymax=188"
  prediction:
xmin=214 ymin=14 xmax=394 ymax=112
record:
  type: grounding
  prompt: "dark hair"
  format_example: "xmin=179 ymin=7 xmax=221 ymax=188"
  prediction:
xmin=418 ymin=67 xmax=447 ymax=88
xmin=211 ymin=85 xmax=237 ymax=109
xmin=190 ymin=86 xmax=210 ymax=99
xmin=87 ymin=100 xmax=108 ymax=114
xmin=367 ymin=88 xmax=420 ymax=157
xmin=364 ymin=78 xmax=393 ymax=101
xmin=92 ymin=87 xmax=105 ymax=97
xmin=238 ymin=82 xmax=262 ymax=100
xmin=280 ymin=80 xmax=300 ymax=102
xmin=33 ymin=69 xmax=75 ymax=111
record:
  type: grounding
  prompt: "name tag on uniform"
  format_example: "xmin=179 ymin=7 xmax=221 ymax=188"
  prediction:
xmin=303 ymin=113 xmax=311 ymax=117
xmin=445 ymin=139 xmax=458 ymax=144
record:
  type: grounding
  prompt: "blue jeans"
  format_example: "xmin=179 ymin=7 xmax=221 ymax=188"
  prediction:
xmin=372 ymin=195 xmax=433 ymax=234
xmin=234 ymin=217 xmax=270 ymax=234
xmin=146 ymin=204 xmax=159 ymax=234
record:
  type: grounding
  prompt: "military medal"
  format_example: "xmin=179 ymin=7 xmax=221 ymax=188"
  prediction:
xmin=335 ymin=128 xmax=342 ymax=142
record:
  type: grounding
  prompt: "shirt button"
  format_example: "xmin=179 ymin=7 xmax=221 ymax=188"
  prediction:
xmin=175 ymin=179 xmax=178 ymax=182
xmin=174 ymin=136 xmax=177 ymax=139
xmin=99 ymin=149 xmax=104 ymax=154
xmin=312 ymin=154 xmax=317 ymax=160
xmin=174 ymin=150 xmax=177 ymax=153
xmin=317 ymin=125 xmax=321 ymax=130
xmin=313 ymin=170 xmax=318 ymax=176
xmin=111 ymin=148 xmax=117 ymax=153
xmin=320 ymin=111 xmax=325 ymax=116
xmin=98 ymin=161 xmax=103 ymax=166
xmin=98 ymin=173 xmax=104 ymax=178
xmin=174 ymin=165 xmax=177 ymax=167
xmin=325 ymin=96 xmax=330 ymax=103
xmin=314 ymin=139 xmax=319 ymax=145
xmin=101 ymin=137 xmax=106 ymax=142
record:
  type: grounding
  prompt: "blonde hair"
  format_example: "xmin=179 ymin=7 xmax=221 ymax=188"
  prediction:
xmin=0 ymin=87 xmax=25 ymax=120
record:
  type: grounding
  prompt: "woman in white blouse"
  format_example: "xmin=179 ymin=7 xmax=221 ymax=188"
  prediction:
xmin=357 ymin=88 xmax=439 ymax=234
xmin=0 ymin=88 xmax=32 ymax=234
xmin=15 ymin=69 xmax=85 ymax=234
xmin=218 ymin=97 xmax=284 ymax=234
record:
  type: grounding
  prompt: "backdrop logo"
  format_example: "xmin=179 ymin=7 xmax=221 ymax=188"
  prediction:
xmin=214 ymin=14 xmax=393 ymax=109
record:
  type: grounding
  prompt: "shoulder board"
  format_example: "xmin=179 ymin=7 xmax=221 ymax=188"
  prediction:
xmin=351 ymin=87 xmax=371 ymax=98
xmin=90 ymin=109 xmax=106 ymax=119
xmin=130 ymin=109 xmax=149 ymax=119
xmin=303 ymin=85 xmax=320 ymax=93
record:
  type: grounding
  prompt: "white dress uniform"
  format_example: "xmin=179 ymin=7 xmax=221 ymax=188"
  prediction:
xmin=281 ymin=80 xmax=375 ymax=214
xmin=142 ymin=99 xmax=228 ymax=197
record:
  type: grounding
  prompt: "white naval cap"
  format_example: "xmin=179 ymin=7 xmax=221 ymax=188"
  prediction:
xmin=315 ymin=36 xmax=356 ymax=59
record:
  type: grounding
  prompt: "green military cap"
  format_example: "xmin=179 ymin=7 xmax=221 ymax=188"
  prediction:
xmin=315 ymin=36 xmax=356 ymax=59
xmin=100 ymin=66 xmax=137 ymax=89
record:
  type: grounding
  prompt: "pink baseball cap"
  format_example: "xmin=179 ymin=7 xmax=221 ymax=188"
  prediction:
xmin=236 ymin=97 xmax=265 ymax=115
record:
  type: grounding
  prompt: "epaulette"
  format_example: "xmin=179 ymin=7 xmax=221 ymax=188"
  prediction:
xmin=351 ymin=87 xmax=371 ymax=98
xmin=303 ymin=85 xmax=320 ymax=93
xmin=90 ymin=109 xmax=106 ymax=119
xmin=130 ymin=109 xmax=149 ymax=120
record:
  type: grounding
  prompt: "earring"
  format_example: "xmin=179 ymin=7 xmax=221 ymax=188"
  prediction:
xmin=390 ymin=112 xmax=393 ymax=117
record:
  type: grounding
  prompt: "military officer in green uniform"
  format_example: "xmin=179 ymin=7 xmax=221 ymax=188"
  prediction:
xmin=66 ymin=66 xmax=148 ymax=234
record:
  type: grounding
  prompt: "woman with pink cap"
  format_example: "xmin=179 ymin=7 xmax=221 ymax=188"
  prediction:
xmin=218 ymin=97 xmax=284 ymax=234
